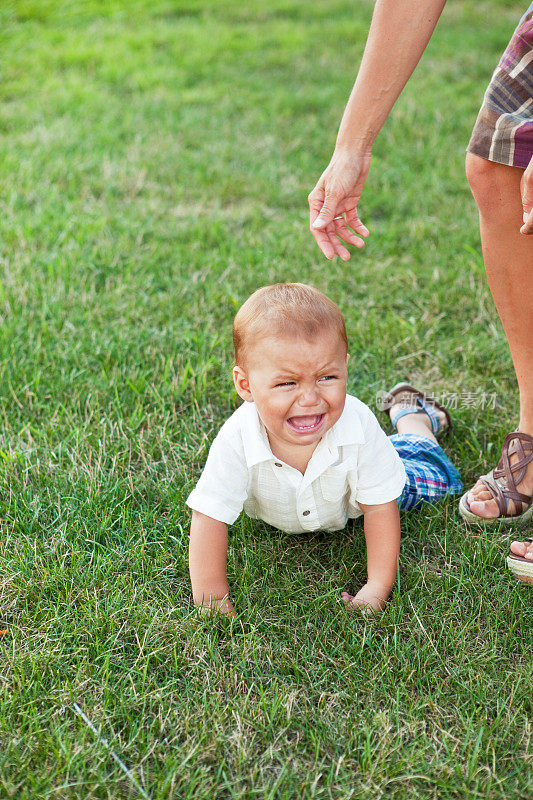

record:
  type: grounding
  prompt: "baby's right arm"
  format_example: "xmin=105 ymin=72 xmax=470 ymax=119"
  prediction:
xmin=188 ymin=510 xmax=235 ymax=617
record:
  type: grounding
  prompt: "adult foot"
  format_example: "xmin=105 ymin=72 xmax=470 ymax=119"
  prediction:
xmin=507 ymin=537 xmax=533 ymax=584
xmin=510 ymin=538 xmax=533 ymax=560
xmin=466 ymin=431 xmax=533 ymax=519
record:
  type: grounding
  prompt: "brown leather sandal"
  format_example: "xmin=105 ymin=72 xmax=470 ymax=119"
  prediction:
xmin=459 ymin=430 xmax=533 ymax=526
xmin=507 ymin=537 xmax=533 ymax=585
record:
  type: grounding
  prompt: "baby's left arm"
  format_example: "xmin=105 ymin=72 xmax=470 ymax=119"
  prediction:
xmin=341 ymin=499 xmax=400 ymax=612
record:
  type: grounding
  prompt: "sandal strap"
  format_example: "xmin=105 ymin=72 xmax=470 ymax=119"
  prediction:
xmin=390 ymin=397 xmax=441 ymax=435
xmin=479 ymin=431 xmax=533 ymax=516
xmin=416 ymin=397 xmax=441 ymax=435
xmin=478 ymin=474 xmax=513 ymax=517
xmin=383 ymin=382 xmax=451 ymax=431
xmin=494 ymin=431 xmax=533 ymax=488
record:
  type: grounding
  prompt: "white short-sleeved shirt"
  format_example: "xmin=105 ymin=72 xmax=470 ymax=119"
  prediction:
xmin=186 ymin=394 xmax=406 ymax=534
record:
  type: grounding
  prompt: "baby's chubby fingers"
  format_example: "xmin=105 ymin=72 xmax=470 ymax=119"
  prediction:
xmin=197 ymin=606 xmax=236 ymax=619
xmin=340 ymin=591 xmax=356 ymax=604
xmin=341 ymin=583 xmax=388 ymax=613
xmin=340 ymin=591 xmax=374 ymax=613
xmin=196 ymin=594 xmax=236 ymax=618
xmin=340 ymin=593 xmax=376 ymax=616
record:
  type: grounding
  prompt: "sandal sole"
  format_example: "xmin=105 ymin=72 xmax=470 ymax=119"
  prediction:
xmin=507 ymin=555 xmax=533 ymax=584
xmin=459 ymin=490 xmax=533 ymax=527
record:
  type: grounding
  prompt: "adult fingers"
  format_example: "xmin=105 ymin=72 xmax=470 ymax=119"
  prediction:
xmin=520 ymin=208 xmax=533 ymax=235
xmin=310 ymin=220 xmax=365 ymax=259
xmin=334 ymin=219 xmax=366 ymax=249
xmin=309 ymin=195 xmax=338 ymax=259
xmin=308 ymin=185 xmax=325 ymax=227
xmin=311 ymin=222 xmax=353 ymax=260
xmin=310 ymin=226 xmax=336 ymax=260
xmin=344 ymin=208 xmax=369 ymax=239
xmin=520 ymin=156 xmax=533 ymax=234
xmin=311 ymin=190 xmax=341 ymax=230
xmin=331 ymin=236 xmax=351 ymax=261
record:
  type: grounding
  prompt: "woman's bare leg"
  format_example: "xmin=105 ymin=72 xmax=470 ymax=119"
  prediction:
xmin=465 ymin=153 xmax=533 ymax=517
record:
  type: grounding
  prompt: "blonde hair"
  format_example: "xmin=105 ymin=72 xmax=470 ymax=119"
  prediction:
xmin=233 ymin=283 xmax=348 ymax=366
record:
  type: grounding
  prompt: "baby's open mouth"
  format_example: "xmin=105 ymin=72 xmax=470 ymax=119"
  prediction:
xmin=287 ymin=414 xmax=325 ymax=433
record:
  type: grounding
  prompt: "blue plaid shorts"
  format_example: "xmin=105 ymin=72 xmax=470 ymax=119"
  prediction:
xmin=390 ymin=434 xmax=463 ymax=512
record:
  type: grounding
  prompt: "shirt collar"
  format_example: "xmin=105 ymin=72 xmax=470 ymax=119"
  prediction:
xmin=325 ymin=396 xmax=366 ymax=448
xmin=241 ymin=396 xmax=366 ymax=469
xmin=242 ymin=403 xmax=276 ymax=468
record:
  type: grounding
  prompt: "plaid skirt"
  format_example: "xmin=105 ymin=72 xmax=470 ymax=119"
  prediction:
xmin=390 ymin=434 xmax=463 ymax=512
xmin=467 ymin=3 xmax=533 ymax=168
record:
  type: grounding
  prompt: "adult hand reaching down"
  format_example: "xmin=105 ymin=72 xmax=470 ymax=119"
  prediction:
xmin=307 ymin=0 xmax=447 ymax=259
xmin=308 ymin=149 xmax=371 ymax=260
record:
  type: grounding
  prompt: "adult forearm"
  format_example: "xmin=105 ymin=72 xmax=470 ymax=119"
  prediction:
xmin=336 ymin=0 xmax=447 ymax=152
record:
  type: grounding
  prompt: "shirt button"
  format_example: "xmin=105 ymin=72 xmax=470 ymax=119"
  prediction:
xmin=302 ymin=510 xmax=310 ymax=516
xmin=274 ymin=462 xmax=283 ymax=467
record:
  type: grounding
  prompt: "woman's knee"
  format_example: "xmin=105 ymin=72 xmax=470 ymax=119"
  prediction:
xmin=465 ymin=153 xmax=521 ymax=218
xmin=465 ymin=153 xmax=500 ymax=211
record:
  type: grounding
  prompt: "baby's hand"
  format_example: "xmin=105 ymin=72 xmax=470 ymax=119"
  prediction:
xmin=196 ymin=596 xmax=236 ymax=619
xmin=340 ymin=582 xmax=390 ymax=613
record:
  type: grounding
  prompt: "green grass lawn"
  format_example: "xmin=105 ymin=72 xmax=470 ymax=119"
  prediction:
xmin=0 ymin=0 xmax=531 ymax=797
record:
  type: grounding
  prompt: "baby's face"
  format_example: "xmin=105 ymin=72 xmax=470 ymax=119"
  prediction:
xmin=234 ymin=330 xmax=348 ymax=456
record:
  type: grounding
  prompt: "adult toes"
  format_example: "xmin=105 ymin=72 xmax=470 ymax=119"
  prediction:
xmin=468 ymin=498 xmax=500 ymax=518
xmin=467 ymin=486 xmax=492 ymax=504
xmin=510 ymin=540 xmax=533 ymax=559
